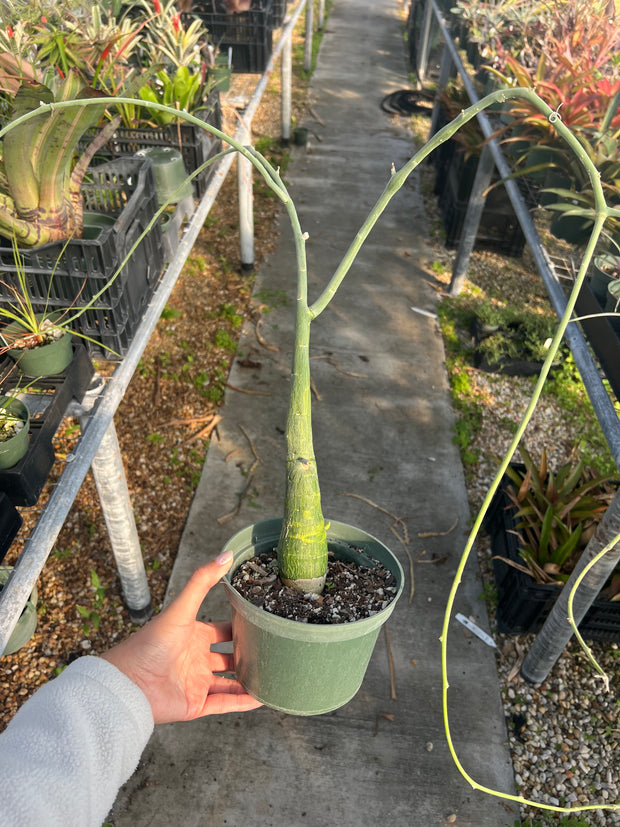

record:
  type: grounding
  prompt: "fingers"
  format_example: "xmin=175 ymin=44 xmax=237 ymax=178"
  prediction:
xmin=199 ymin=687 xmax=263 ymax=716
xmin=164 ymin=551 xmax=234 ymax=624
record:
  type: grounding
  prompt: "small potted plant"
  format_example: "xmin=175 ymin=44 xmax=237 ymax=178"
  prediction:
xmin=472 ymin=301 xmax=565 ymax=376
xmin=590 ymin=251 xmax=620 ymax=306
xmin=0 ymin=387 xmax=30 ymax=470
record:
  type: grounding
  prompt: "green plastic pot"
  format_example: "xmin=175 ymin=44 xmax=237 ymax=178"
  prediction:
xmin=82 ymin=211 xmax=116 ymax=239
xmin=212 ymin=56 xmax=231 ymax=93
xmin=223 ymin=518 xmax=404 ymax=716
xmin=135 ymin=147 xmax=193 ymax=206
xmin=549 ymin=205 xmax=593 ymax=245
xmin=0 ymin=396 xmax=30 ymax=470
xmin=0 ymin=567 xmax=38 ymax=655
xmin=3 ymin=312 xmax=73 ymax=377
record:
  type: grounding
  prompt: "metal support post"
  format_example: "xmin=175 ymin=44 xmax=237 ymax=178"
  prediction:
xmin=81 ymin=415 xmax=153 ymax=624
xmin=237 ymin=120 xmax=255 ymax=272
xmin=448 ymin=144 xmax=495 ymax=295
xmin=428 ymin=39 xmax=455 ymax=140
xmin=281 ymin=33 xmax=292 ymax=142
xmin=417 ymin=0 xmax=434 ymax=84
xmin=521 ymin=490 xmax=620 ymax=684
xmin=304 ymin=0 xmax=313 ymax=72
xmin=318 ymin=0 xmax=325 ymax=28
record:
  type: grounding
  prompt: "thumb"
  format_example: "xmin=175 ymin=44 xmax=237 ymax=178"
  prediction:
xmin=164 ymin=550 xmax=234 ymax=624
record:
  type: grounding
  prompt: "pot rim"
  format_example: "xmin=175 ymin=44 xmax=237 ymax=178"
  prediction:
xmin=222 ymin=517 xmax=404 ymax=641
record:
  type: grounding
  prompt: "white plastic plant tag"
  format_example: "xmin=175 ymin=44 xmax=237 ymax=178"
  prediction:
xmin=455 ymin=613 xmax=496 ymax=648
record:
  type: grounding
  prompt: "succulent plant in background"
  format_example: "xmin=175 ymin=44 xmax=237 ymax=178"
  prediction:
xmin=503 ymin=445 xmax=618 ymax=584
xmin=0 ymin=72 xmax=119 ymax=246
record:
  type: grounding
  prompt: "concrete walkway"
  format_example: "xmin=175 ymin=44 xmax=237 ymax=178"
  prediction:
xmin=111 ymin=1 xmax=518 ymax=824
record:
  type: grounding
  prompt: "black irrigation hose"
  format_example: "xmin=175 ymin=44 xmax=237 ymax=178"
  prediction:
xmin=380 ymin=89 xmax=434 ymax=115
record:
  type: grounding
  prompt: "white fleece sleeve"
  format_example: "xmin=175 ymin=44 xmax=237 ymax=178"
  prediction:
xmin=0 ymin=655 xmax=154 ymax=827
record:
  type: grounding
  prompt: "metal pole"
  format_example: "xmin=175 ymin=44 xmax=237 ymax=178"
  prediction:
xmin=448 ymin=144 xmax=495 ymax=295
xmin=428 ymin=38 xmax=455 ymax=141
xmin=304 ymin=0 xmax=313 ymax=72
xmin=521 ymin=490 xmax=620 ymax=683
xmin=318 ymin=0 xmax=325 ymax=28
xmin=282 ymin=33 xmax=292 ymax=142
xmin=80 ymin=416 xmax=153 ymax=624
xmin=426 ymin=0 xmax=620 ymax=465
xmin=237 ymin=119 xmax=255 ymax=272
xmin=417 ymin=0 xmax=434 ymax=84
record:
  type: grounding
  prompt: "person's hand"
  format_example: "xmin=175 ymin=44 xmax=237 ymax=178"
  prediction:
xmin=101 ymin=550 xmax=262 ymax=724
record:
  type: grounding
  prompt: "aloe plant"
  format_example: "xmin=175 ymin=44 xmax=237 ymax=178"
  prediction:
xmin=0 ymin=72 xmax=119 ymax=247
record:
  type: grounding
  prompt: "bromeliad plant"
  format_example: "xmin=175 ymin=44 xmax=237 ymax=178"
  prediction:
xmin=4 ymin=85 xmax=620 ymax=815
xmin=503 ymin=445 xmax=618 ymax=584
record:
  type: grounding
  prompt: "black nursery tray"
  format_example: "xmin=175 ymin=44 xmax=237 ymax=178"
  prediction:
xmin=80 ymin=90 xmax=223 ymax=199
xmin=182 ymin=1 xmax=274 ymax=74
xmin=0 ymin=344 xmax=95 ymax=506
xmin=484 ymin=474 xmax=620 ymax=642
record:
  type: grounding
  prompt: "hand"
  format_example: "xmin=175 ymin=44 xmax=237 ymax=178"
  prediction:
xmin=101 ymin=550 xmax=262 ymax=724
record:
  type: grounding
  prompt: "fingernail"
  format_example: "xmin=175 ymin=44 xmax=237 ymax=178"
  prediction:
xmin=216 ymin=549 xmax=233 ymax=566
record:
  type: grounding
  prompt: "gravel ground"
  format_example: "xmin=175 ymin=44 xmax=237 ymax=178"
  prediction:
xmin=421 ymin=172 xmax=620 ymax=823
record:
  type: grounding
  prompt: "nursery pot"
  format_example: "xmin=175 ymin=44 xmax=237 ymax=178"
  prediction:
xmin=0 ymin=567 xmax=38 ymax=655
xmin=549 ymin=205 xmax=593 ymax=245
xmin=222 ymin=518 xmax=404 ymax=716
xmin=591 ymin=253 xmax=620 ymax=307
xmin=81 ymin=212 xmax=116 ymax=239
xmin=0 ymin=396 xmax=29 ymax=470
xmin=212 ymin=55 xmax=232 ymax=92
xmin=135 ymin=147 xmax=193 ymax=206
xmin=3 ymin=313 xmax=73 ymax=377
xmin=293 ymin=127 xmax=309 ymax=146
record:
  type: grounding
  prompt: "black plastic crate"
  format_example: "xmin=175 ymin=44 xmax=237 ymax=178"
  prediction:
xmin=485 ymin=477 xmax=620 ymax=642
xmin=0 ymin=492 xmax=22 ymax=563
xmin=438 ymin=166 xmax=527 ymax=257
xmin=0 ymin=157 xmax=165 ymax=358
xmin=81 ymin=90 xmax=222 ymax=199
xmin=183 ymin=1 xmax=273 ymax=74
xmin=269 ymin=0 xmax=287 ymax=27
xmin=0 ymin=343 xmax=95 ymax=506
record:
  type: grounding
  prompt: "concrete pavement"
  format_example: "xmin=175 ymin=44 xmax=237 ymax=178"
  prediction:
xmin=110 ymin=1 xmax=518 ymax=824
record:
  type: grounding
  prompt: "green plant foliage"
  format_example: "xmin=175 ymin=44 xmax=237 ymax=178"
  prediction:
xmin=504 ymin=445 xmax=618 ymax=582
